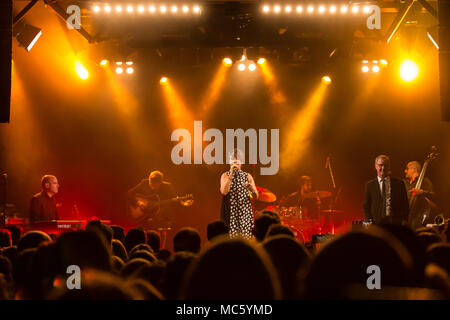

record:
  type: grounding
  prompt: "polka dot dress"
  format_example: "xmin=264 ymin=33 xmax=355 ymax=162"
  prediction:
xmin=227 ymin=170 xmax=254 ymax=239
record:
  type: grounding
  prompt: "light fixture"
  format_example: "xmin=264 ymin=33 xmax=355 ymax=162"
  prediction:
xmin=75 ymin=61 xmax=89 ymax=79
xmin=14 ymin=22 xmax=42 ymax=52
xmin=399 ymin=59 xmax=419 ymax=82
xmin=223 ymin=58 xmax=233 ymax=66
xmin=322 ymin=75 xmax=332 ymax=84
xmin=249 ymin=63 xmax=256 ymax=71
xmin=116 ymin=67 xmax=124 ymax=74
xmin=238 ymin=63 xmax=246 ymax=71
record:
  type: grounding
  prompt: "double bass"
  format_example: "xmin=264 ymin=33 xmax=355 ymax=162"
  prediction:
xmin=408 ymin=146 xmax=439 ymax=228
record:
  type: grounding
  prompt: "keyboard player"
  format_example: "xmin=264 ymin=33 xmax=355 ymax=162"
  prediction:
xmin=29 ymin=175 xmax=61 ymax=223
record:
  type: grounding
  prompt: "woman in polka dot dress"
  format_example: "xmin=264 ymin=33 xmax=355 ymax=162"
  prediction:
xmin=220 ymin=152 xmax=259 ymax=238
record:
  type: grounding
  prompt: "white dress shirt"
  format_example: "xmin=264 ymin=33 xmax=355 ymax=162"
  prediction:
xmin=377 ymin=176 xmax=391 ymax=217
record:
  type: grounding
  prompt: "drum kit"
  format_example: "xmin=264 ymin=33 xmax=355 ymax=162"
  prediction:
xmin=254 ymin=186 xmax=342 ymax=242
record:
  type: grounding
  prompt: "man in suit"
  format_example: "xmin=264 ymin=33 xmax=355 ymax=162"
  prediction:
xmin=363 ymin=155 xmax=409 ymax=225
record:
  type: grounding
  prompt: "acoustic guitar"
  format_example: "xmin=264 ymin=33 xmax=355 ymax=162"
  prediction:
xmin=128 ymin=193 xmax=194 ymax=224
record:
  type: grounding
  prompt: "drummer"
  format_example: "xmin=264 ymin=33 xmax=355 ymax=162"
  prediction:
xmin=280 ymin=176 xmax=321 ymax=220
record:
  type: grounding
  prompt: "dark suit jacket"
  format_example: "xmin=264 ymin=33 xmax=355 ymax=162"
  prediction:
xmin=363 ymin=176 xmax=409 ymax=225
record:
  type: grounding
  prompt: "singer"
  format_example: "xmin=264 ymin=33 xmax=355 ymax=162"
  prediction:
xmin=220 ymin=149 xmax=258 ymax=238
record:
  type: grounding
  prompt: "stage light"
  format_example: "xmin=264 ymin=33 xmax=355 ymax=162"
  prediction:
xmin=372 ymin=65 xmax=380 ymax=73
xmin=115 ymin=5 xmax=123 ymax=13
xmin=116 ymin=67 xmax=124 ymax=74
xmin=223 ymin=58 xmax=233 ymax=66
xmin=330 ymin=6 xmax=337 ymax=13
xmin=160 ymin=77 xmax=168 ymax=84
xmin=238 ymin=63 xmax=246 ymax=71
xmin=257 ymin=58 xmax=266 ymax=65
xmin=340 ymin=5 xmax=348 ymax=13
xmin=380 ymin=59 xmax=388 ymax=65
xmin=126 ymin=5 xmax=134 ymax=13
xmin=372 ymin=60 xmax=378 ymax=63
xmin=274 ymin=5 xmax=281 ymax=13
xmin=351 ymin=6 xmax=359 ymax=13
xmin=263 ymin=5 xmax=270 ymax=13
xmin=126 ymin=61 xmax=133 ymax=65
xmin=14 ymin=23 xmax=42 ymax=52
xmin=160 ymin=5 xmax=167 ymax=13
xmin=149 ymin=5 xmax=156 ymax=13
xmin=399 ymin=59 xmax=419 ymax=82
xmin=362 ymin=65 xmax=369 ymax=72
xmin=104 ymin=5 xmax=111 ymax=13
xmin=362 ymin=60 xmax=369 ymax=64
xmin=116 ymin=61 xmax=123 ymax=65
xmin=75 ymin=61 xmax=88 ymax=79
xmin=193 ymin=6 xmax=201 ymax=14
xmin=319 ymin=6 xmax=325 ymax=14
xmin=307 ymin=6 xmax=314 ymax=13
xmin=296 ymin=5 xmax=303 ymax=13
xmin=100 ymin=59 xmax=108 ymax=66
xmin=93 ymin=5 xmax=101 ymax=13
xmin=182 ymin=5 xmax=189 ymax=13
xmin=171 ymin=5 xmax=178 ymax=13
xmin=363 ymin=5 xmax=371 ymax=14
xmin=322 ymin=76 xmax=332 ymax=84
xmin=427 ymin=32 xmax=439 ymax=50
xmin=126 ymin=67 xmax=134 ymax=74
xmin=138 ymin=5 xmax=145 ymax=13
xmin=249 ymin=63 xmax=256 ymax=71
xmin=285 ymin=5 xmax=292 ymax=13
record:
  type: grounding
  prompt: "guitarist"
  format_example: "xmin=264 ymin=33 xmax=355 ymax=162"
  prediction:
xmin=127 ymin=171 xmax=176 ymax=228
xmin=404 ymin=161 xmax=436 ymax=229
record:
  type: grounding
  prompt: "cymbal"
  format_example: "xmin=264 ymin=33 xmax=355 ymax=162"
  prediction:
xmin=256 ymin=186 xmax=277 ymax=203
xmin=320 ymin=209 xmax=344 ymax=215
xmin=302 ymin=191 xmax=332 ymax=199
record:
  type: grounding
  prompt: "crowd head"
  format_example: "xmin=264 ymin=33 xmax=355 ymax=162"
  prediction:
xmin=0 ymin=216 xmax=449 ymax=300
